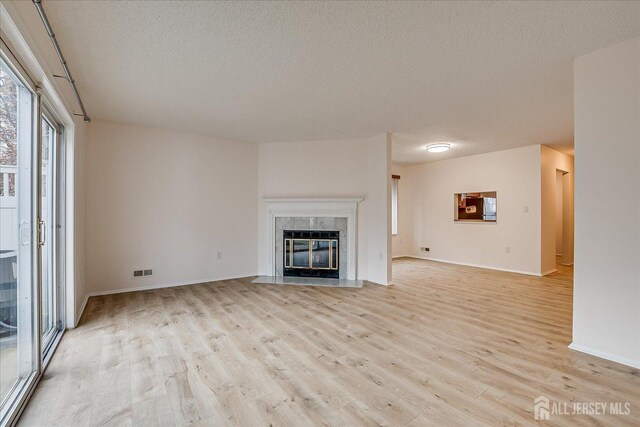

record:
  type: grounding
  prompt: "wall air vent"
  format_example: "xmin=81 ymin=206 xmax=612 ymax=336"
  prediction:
xmin=133 ymin=269 xmax=153 ymax=278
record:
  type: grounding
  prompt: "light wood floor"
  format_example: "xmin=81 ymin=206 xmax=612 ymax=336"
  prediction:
xmin=19 ymin=258 xmax=640 ymax=426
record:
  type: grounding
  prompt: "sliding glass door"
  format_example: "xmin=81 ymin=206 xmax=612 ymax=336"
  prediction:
xmin=40 ymin=115 xmax=62 ymax=355
xmin=0 ymin=53 xmax=65 ymax=425
xmin=0 ymin=55 xmax=37 ymax=424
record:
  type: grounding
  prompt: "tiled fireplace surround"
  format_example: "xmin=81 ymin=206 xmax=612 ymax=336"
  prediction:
xmin=275 ymin=217 xmax=348 ymax=278
xmin=262 ymin=198 xmax=362 ymax=280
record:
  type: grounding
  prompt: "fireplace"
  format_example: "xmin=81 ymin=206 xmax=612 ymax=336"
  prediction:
xmin=263 ymin=198 xmax=360 ymax=280
xmin=283 ymin=230 xmax=339 ymax=278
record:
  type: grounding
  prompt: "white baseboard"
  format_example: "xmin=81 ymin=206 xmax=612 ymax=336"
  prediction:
xmin=397 ymin=255 xmax=541 ymax=276
xmin=569 ymin=342 xmax=640 ymax=369
xmin=392 ymin=255 xmax=412 ymax=259
xmin=73 ymin=294 xmax=89 ymax=327
xmin=365 ymin=281 xmax=391 ymax=287
xmin=85 ymin=274 xmax=258 ymax=298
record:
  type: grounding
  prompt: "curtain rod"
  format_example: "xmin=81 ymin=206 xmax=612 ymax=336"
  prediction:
xmin=32 ymin=0 xmax=91 ymax=123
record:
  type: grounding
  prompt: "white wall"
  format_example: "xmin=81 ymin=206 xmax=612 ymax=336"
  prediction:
xmin=367 ymin=134 xmax=392 ymax=284
xmin=572 ymin=36 xmax=640 ymax=368
xmin=405 ymin=145 xmax=542 ymax=275
xmin=258 ymin=135 xmax=391 ymax=285
xmin=540 ymin=145 xmax=574 ymax=274
xmin=86 ymin=120 xmax=259 ymax=294
xmin=72 ymin=117 xmax=88 ymax=323
xmin=391 ymin=163 xmax=413 ymax=257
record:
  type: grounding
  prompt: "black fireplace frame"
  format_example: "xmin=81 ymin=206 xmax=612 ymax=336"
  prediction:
xmin=283 ymin=230 xmax=339 ymax=279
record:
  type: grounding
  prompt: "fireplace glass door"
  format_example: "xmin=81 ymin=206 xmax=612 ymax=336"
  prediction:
xmin=311 ymin=240 xmax=330 ymax=269
xmin=291 ymin=239 xmax=310 ymax=268
xmin=283 ymin=230 xmax=339 ymax=278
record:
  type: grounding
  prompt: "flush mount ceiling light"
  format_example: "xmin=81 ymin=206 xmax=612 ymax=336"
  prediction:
xmin=425 ymin=143 xmax=451 ymax=153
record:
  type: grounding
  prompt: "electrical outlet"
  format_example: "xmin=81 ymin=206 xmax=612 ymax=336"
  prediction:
xmin=133 ymin=270 xmax=144 ymax=278
xmin=143 ymin=269 xmax=153 ymax=276
xmin=421 ymin=247 xmax=430 ymax=252
xmin=217 ymin=251 xmax=223 ymax=260
xmin=505 ymin=246 xmax=511 ymax=253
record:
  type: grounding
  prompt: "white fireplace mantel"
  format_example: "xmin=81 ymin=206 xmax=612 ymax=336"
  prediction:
xmin=262 ymin=197 xmax=364 ymax=280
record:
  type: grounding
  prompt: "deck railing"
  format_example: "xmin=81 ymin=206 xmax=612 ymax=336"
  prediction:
xmin=0 ymin=166 xmax=17 ymax=202
xmin=0 ymin=165 xmax=18 ymax=251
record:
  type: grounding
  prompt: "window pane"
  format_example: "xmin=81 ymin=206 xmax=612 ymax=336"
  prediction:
xmin=41 ymin=119 xmax=56 ymax=347
xmin=391 ymin=178 xmax=398 ymax=235
xmin=0 ymin=57 xmax=36 ymax=423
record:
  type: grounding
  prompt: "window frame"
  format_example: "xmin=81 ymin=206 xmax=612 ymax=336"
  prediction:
xmin=391 ymin=175 xmax=399 ymax=236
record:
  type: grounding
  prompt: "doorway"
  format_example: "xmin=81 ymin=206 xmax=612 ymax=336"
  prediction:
xmin=555 ymin=169 xmax=573 ymax=267
xmin=555 ymin=170 xmax=564 ymax=260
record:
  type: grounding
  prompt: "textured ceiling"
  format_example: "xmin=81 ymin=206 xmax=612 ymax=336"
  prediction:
xmin=16 ymin=1 xmax=640 ymax=162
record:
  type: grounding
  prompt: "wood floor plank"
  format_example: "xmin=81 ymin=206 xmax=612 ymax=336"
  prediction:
xmin=18 ymin=258 xmax=640 ymax=426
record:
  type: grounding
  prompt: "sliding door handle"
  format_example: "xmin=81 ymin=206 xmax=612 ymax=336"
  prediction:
xmin=37 ymin=219 xmax=46 ymax=248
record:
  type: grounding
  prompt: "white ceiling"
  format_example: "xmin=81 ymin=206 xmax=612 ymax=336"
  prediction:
xmin=22 ymin=1 xmax=640 ymax=163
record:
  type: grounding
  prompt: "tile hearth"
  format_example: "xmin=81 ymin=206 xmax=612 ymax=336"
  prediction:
xmin=251 ymin=276 xmax=363 ymax=288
